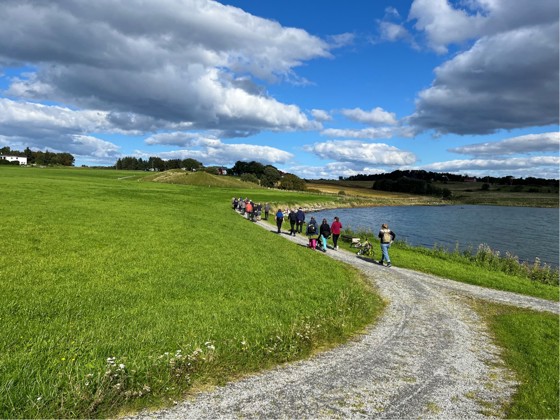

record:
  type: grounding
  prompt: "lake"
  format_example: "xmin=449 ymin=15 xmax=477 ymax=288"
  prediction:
xmin=312 ymin=205 xmax=559 ymax=266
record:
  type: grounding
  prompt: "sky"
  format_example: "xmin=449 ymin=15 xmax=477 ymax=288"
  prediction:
xmin=0 ymin=0 xmax=558 ymax=179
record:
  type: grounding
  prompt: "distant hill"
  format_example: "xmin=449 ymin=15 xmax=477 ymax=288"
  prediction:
xmin=146 ymin=170 xmax=262 ymax=189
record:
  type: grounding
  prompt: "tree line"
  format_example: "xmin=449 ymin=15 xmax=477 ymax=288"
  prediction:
xmin=115 ymin=156 xmax=307 ymax=190
xmin=115 ymin=156 xmax=204 ymax=171
xmin=344 ymin=169 xmax=559 ymax=187
xmin=0 ymin=147 xmax=75 ymax=166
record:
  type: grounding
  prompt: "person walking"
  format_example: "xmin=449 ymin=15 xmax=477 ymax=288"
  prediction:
xmin=378 ymin=223 xmax=396 ymax=267
xmin=275 ymin=209 xmax=284 ymax=234
xmin=330 ymin=216 xmax=342 ymax=250
xmin=296 ymin=207 xmax=305 ymax=233
xmin=306 ymin=216 xmax=318 ymax=249
xmin=288 ymin=209 xmax=298 ymax=236
xmin=318 ymin=218 xmax=331 ymax=252
xmin=264 ymin=202 xmax=270 ymax=220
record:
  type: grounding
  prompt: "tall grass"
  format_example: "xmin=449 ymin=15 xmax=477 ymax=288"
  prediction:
xmin=0 ymin=167 xmax=383 ymax=418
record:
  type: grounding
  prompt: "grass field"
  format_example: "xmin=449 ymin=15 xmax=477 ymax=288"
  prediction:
xmin=0 ymin=166 xmax=383 ymax=418
xmin=1 ymin=166 xmax=558 ymax=418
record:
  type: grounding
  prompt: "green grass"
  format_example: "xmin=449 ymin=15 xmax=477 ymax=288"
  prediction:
xmin=388 ymin=243 xmax=558 ymax=301
xmin=0 ymin=166 xmax=383 ymax=418
xmin=473 ymin=302 xmax=559 ymax=419
xmin=2 ymin=166 xmax=558 ymax=418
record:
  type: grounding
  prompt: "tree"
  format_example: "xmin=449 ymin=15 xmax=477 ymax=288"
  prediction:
xmin=279 ymin=173 xmax=306 ymax=191
xmin=241 ymin=173 xmax=260 ymax=184
xmin=148 ymin=156 xmax=165 ymax=171
xmin=261 ymin=166 xmax=281 ymax=187
xmin=182 ymin=158 xmax=203 ymax=171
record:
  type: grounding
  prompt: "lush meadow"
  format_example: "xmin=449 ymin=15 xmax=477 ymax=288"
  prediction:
xmin=0 ymin=167 xmax=383 ymax=418
xmin=2 ymin=166 xmax=558 ymax=419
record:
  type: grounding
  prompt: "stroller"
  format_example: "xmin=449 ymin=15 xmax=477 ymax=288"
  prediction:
xmin=355 ymin=238 xmax=374 ymax=258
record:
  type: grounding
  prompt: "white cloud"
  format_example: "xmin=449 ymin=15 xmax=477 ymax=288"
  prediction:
xmin=409 ymin=0 xmax=486 ymax=53
xmin=419 ymin=156 xmax=560 ymax=178
xmin=288 ymin=162 xmax=386 ymax=180
xmin=143 ymin=132 xmax=293 ymax=166
xmin=304 ymin=140 xmax=416 ymax=166
xmin=0 ymin=0 xmax=330 ymax=133
xmin=409 ymin=0 xmax=559 ymax=135
xmin=311 ymin=109 xmax=332 ymax=122
xmin=321 ymin=125 xmax=415 ymax=139
xmin=449 ymin=132 xmax=560 ymax=156
xmin=340 ymin=107 xmax=398 ymax=125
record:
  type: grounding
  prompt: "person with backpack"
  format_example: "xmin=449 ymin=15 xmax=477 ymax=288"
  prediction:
xmin=275 ymin=209 xmax=284 ymax=234
xmin=378 ymin=223 xmax=396 ymax=267
xmin=306 ymin=216 xmax=318 ymax=249
xmin=318 ymin=218 xmax=331 ymax=252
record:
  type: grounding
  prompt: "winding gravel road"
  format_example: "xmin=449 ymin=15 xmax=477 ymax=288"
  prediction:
xmin=131 ymin=217 xmax=558 ymax=419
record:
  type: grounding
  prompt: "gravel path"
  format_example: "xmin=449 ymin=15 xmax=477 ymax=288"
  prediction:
xmin=130 ymin=218 xmax=558 ymax=419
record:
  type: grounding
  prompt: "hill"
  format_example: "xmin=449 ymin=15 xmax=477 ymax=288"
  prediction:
xmin=146 ymin=170 xmax=263 ymax=189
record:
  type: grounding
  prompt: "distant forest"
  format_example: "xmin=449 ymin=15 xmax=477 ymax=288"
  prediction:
xmin=0 ymin=146 xmax=75 ymax=166
xmin=344 ymin=170 xmax=559 ymax=187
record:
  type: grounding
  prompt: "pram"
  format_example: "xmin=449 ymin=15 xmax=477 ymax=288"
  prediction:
xmin=355 ymin=238 xmax=374 ymax=258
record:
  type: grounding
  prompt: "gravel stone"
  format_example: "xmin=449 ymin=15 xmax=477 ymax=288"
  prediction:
xmin=127 ymin=218 xmax=558 ymax=419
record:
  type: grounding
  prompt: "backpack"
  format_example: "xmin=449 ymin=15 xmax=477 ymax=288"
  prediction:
xmin=307 ymin=223 xmax=316 ymax=234
xmin=381 ymin=230 xmax=392 ymax=243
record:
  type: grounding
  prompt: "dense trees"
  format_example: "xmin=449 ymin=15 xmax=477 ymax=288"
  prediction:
xmin=115 ymin=157 xmax=203 ymax=171
xmin=345 ymin=169 xmax=558 ymax=188
xmin=373 ymin=177 xmax=452 ymax=199
xmin=0 ymin=146 xmax=75 ymax=166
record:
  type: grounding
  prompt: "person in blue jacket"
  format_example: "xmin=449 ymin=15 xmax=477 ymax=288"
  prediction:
xmin=275 ymin=209 xmax=284 ymax=234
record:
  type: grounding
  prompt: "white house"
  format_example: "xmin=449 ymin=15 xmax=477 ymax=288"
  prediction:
xmin=0 ymin=155 xmax=28 ymax=165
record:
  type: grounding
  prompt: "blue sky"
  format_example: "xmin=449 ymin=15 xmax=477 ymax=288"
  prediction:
xmin=0 ymin=0 xmax=558 ymax=179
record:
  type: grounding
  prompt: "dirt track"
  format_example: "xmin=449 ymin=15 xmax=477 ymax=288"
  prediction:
xmin=131 ymin=218 xmax=558 ymax=419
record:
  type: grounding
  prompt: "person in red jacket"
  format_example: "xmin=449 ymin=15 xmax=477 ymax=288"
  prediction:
xmin=330 ymin=216 xmax=342 ymax=250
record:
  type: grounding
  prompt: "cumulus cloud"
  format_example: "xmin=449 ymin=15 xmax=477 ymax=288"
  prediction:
xmin=419 ymin=156 xmax=560 ymax=179
xmin=288 ymin=162 xmax=386 ymax=180
xmin=340 ymin=107 xmax=398 ymax=125
xmin=449 ymin=132 xmax=560 ymax=156
xmin=321 ymin=126 xmax=414 ymax=139
xmin=304 ymin=140 xmax=416 ymax=166
xmin=143 ymin=132 xmax=293 ymax=165
xmin=408 ymin=0 xmax=559 ymax=135
xmin=0 ymin=98 xmax=121 ymax=161
xmin=0 ymin=0 xmax=330 ymax=133
xmin=310 ymin=109 xmax=332 ymax=122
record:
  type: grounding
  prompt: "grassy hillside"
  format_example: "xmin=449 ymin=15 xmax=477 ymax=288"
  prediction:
xmin=0 ymin=166 xmax=382 ymax=418
xmin=145 ymin=169 xmax=263 ymax=188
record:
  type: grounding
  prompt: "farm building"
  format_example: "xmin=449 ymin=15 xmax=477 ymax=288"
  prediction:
xmin=0 ymin=155 xmax=28 ymax=165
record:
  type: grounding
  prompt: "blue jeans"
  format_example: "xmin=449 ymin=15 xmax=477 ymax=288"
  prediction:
xmin=380 ymin=243 xmax=391 ymax=263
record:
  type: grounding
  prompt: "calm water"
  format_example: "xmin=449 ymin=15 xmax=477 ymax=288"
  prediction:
xmin=313 ymin=205 xmax=559 ymax=266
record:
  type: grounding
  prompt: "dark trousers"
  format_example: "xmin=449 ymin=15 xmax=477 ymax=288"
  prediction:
xmin=290 ymin=221 xmax=296 ymax=235
xmin=276 ymin=219 xmax=283 ymax=233
xmin=296 ymin=221 xmax=304 ymax=233
xmin=332 ymin=234 xmax=340 ymax=247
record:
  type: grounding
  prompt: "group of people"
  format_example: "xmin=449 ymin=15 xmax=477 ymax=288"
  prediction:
xmin=232 ymin=198 xmax=396 ymax=266
xmin=232 ymin=197 xmax=271 ymax=221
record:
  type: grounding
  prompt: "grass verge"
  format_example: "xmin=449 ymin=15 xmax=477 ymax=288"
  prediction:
xmin=472 ymin=301 xmax=559 ymax=419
